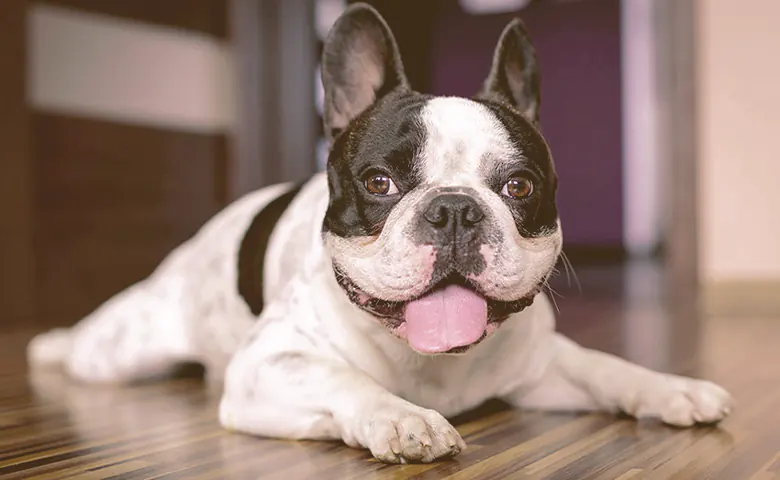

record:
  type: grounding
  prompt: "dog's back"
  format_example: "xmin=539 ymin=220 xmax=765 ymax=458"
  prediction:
xmin=27 ymin=177 xmax=324 ymax=380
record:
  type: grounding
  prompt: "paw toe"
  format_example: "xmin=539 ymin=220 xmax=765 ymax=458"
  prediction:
xmin=685 ymin=381 xmax=733 ymax=424
xmin=659 ymin=380 xmax=733 ymax=427
xmin=367 ymin=407 xmax=465 ymax=463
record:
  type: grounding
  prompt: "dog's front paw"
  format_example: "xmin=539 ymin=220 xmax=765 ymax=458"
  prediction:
xmin=362 ymin=404 xmax=466 ymax=464
xmin=629 ymin=376 xmax=733 ymax=427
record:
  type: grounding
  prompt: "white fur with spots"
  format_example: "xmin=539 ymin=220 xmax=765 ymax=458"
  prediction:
xmin=27 ymin=117 xmax=733 ymax=465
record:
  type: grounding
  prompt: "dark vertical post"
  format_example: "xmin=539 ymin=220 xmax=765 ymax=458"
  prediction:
xmin=654 ymin=0 xmax=702 ymax=372
xmin=229 ymin=0 xmax=318 ymax=198
xmin=0 ymin=0 xmax=36 ymax=331
xmin=348 ymin=0 xmax=439 ymax=93
xmin=279 ymin=0 xmax=318 ymax=183
xmin=655 ymin=0 xmax=699 ymax=301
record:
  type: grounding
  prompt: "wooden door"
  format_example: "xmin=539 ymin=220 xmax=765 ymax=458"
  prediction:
xmin=1 ymin=0 xmax=233 ymax=331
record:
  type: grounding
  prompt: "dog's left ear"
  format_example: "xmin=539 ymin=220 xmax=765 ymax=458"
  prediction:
xmin=476 ymin=18 xmax=541 ymax=124
xmin=321 ymin=4 xmax=409 ymax=140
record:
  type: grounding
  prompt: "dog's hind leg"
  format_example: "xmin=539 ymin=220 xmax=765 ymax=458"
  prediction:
xmin=28 ymin=275 xmax=197 ymax=384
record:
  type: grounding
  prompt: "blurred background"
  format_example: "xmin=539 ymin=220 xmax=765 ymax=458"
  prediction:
xmin=1 ymin=0 xmax=778 ymax=333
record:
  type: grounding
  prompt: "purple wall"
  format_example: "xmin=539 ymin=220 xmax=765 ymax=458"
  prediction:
xmin=431 ymin=0 xmax=624 ymax=247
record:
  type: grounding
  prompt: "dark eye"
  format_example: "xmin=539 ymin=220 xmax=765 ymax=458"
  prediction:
xmin=502 ymin=175 xmax=534 ymax=199
xmin=364 ymin=172 xmax=399 ymax=196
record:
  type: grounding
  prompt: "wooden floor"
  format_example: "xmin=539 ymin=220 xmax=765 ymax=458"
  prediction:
xmin=1 ymin=262 xmax=779 ymax=479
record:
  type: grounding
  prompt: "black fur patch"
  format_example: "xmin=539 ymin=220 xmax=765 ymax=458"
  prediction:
xmin=323 ymin=90 xmax=431 ymax=238
xmin=474 ymin=99 xmax=559 ymax=238
xmin=237 ymin=183 xmax=305 ymax=316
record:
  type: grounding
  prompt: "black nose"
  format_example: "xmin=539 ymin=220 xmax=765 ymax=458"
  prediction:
xmin=423 ymin=194 xmax=484 ymax=234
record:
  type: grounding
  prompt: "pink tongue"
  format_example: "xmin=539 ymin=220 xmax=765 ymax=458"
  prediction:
xmin=404 ymin=284 xmax=488 ymax=354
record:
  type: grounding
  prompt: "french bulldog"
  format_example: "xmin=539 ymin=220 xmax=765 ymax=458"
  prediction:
xmin=28 ymin=3 xmax=732 ymax=464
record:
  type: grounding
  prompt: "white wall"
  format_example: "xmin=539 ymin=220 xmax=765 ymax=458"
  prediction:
xmin=29 ymin=5 xmax=235 ymax=134
xmin=697 ymin=0 xmax=780 ymax=283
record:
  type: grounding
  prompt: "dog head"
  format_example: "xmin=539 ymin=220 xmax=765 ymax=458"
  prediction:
xmin=320 ymin=4 xmax=562 ymax=355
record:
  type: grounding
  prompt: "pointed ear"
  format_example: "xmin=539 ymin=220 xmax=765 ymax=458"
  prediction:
xmin=476 ymin=18 xmax=541 ymax=124
xmin=321 ymin=3 xmax=409 ymax=140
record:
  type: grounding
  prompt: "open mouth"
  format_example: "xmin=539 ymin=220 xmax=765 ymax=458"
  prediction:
xmin=334 ymin=269 xmax=538 ymax=355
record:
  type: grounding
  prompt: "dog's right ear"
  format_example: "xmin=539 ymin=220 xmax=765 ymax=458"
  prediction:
xmin=321 ymin=3 xmax=409 ymax=140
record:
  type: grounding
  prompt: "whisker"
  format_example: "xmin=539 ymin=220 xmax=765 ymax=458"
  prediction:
xmin=544 ymin=280 xmax=564 ymax=299
xmin=560 ymin=250 xmax=582 ymax=293
xmin=543 ymin=280 xmax=561 ymax=314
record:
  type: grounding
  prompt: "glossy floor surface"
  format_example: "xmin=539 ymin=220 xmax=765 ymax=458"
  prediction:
xmin=1 ymin=262 xmax=778 ymax=479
